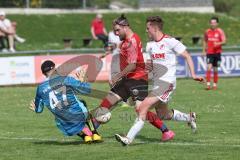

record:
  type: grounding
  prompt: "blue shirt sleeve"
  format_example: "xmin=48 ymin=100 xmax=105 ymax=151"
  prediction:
xmin=64 ymin=76 xmax=91 ymax=94
xmin=34 ymin=86 xmax=44 ymax=113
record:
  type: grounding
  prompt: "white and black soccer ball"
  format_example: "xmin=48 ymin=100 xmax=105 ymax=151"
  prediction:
xmin=94 ymin=107 xmax=111 ymax=123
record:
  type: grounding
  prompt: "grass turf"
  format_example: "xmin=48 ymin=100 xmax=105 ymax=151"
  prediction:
xmin=0 ymin=78 xmax=240 ymax=160
xmin=7 ymin=12 xmax=240 ymax=51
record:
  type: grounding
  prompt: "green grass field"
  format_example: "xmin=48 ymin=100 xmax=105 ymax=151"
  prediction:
xmin=0 ymin=78 xmax=240 ymax=160
xmin=8 ymin=12 xmax=240 ymax=51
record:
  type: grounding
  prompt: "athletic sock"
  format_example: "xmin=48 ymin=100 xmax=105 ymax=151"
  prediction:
xmin=127 ymin=118 xmax=145 ymax=142
xmin=206 ymin=70 xmax=211 ymax=84
xmin=91 ymin=118 xmax=101 ymax=130
xmin=100 ymin=98 xmax=112 ymax=109
xmin=213 ymin=72 xmax=218 ymax=84
xmin=146 ymin=111 xmax=168 ymax=133
xmin=172 ymin=109 xmax=190 ymax=122
xmin=82 ymin=126 xmax=93 ymax=136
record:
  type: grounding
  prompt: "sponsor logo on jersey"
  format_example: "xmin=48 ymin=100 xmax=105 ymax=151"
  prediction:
xmin=151 ymin=53 xmax=165 ymax=59
xmin=159 ymin=44 xmax=165 ymax=50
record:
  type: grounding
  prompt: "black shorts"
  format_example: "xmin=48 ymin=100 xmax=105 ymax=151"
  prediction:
xmin=207 ymin=53 xmax=221 ymax=67
xmin=111 ymin=78 xmax=148 ymax=102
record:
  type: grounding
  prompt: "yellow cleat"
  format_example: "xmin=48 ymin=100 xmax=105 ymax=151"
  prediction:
xmin=84 ymin=135 xmax=93 ymax=144
xmin=92 ymin=133 xmax=102 ymax=143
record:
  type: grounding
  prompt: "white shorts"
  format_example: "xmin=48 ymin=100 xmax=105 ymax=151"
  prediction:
xmin=151 ymin=79 xmax=176 ymax=103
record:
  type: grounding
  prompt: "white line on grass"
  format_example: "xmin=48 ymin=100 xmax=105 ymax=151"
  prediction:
xmin=0 ymin=136 xmax=240 ymax=148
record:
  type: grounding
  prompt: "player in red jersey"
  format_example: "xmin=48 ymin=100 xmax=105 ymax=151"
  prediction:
xmin=203 ymin=17 xmax=226 ymax=90
xmin=93 ymin=14 xmax=174 ymax=141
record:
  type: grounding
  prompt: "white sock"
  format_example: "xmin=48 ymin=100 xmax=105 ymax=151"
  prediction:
xmin=126 ymin=118 xmax=144 ymax=142
xmin=213 ymin=83 xmax=217 ymax=87
xmin=207 ymin=82 xmax=210 ymax=86
xmin=172 ymin=109 xmax=190 ymax=122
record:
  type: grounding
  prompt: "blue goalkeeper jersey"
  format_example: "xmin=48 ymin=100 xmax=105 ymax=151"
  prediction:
xmin=34 ymin=74 xmax=91 ymax=136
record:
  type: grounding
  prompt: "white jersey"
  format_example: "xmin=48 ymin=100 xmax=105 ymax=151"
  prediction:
xmin=146 ymin=35 xmax=186 ymax=84
xmin=108 ymin=31 xmax=121 ymax=55
xmin=108 ymin=31 xmax=121 ymax=80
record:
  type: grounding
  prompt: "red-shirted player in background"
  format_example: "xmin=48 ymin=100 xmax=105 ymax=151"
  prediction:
xmin=93 ymin=14 xmax=174 ymax=141
xmin=203 ymin=17 xmax=226 ymax=90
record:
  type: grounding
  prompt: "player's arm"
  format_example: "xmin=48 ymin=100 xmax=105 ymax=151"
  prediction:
xmin=214 ymin=29 xmax=226 ymax=46
xmin=202 ymin=40 xmax=207 ymax=56
xmin=29 ymin=87 xmax=44 ymax=113
xmin=172 ymin=39 xmax=203 ymax=81
xmin=202 ymin=32 xmax=207 ymax=56
xmin=65 ymin=76 xmax=91 ymax=95
xmin=111 ymin=42 xmax=137 ymax=84
xmin=180 ymin=51 xmax=203 ymax=81
xmin=145 ymin=42 xmax=153 ymax=72
xmin=111 ymin=62 xmax=136 ymax=85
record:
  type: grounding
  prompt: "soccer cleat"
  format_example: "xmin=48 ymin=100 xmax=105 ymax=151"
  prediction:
xmin=92 ymin=133 xmax=102 ymax=142
xmin=188 ymin=112 xmax=197 ymax=133
xmin=84 ymin=135 xmax=93 ymax=144
xmin=161 ymin=130 xmax=175 ymax=142
xmin=205 ymin=85 xmax=211 ymax=90
xmin=120 ymin=102 xmax=130 ymax=108
xmin=115 ymin=134 xmax=131 ymax=146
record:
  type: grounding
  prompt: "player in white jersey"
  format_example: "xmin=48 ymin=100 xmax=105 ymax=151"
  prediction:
xmin=115 ymin=16 xmax=203 ymax=146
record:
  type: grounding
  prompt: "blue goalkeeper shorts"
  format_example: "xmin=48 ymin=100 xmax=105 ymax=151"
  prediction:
xmin=55 ymin=100 xmax=88 ymax=136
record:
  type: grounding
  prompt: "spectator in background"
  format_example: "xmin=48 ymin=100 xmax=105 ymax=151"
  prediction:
xmin=107 ymin=30 xmax=121 ymax=80
xmin=0 ymin=11 xmax=25 ymax=52
xmin=202 ymin=16 xmax=226 ymax=90
xmin=91 ymin=13 xmax=108 ymax=47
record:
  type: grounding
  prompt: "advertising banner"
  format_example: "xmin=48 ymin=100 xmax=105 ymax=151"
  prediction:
xmin=190 ymin=52 xmax=240 ymax=77
xmin=0 ymin=56 xmax=35 ymax=85
xmin=34 ymin=54 xmax=111 ymax=83
xmin=0 ymin=51 xmax=239 ymax=86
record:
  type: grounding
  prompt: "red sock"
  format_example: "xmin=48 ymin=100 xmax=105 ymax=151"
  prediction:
xmin=100 ymin=98 xmax=112 ymax=109
xmin=206 ymin=70 xmax=211 ymax=83
xmin=146 ymin=111 xmax=168 ymax=132
xmin=214 ymin=72 xmax=218 ymax=83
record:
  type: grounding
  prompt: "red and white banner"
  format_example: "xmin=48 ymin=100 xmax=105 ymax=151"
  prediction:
xmin=34 ymin=54 xmax=112 ymax=83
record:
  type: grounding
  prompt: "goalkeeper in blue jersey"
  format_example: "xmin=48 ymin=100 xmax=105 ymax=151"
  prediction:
xmin=29 ymin=60 xmax=101 ymax=143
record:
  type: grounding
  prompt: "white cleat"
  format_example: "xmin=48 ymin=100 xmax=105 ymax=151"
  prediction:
xmin=115 ymin=134 xmax=131 ymax=146
xmin=188 ymin=112 xmax=197 ymax=133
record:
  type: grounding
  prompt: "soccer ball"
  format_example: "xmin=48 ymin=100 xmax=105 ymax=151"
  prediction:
xmin=94 ymin=107 xmax=111 ymax=123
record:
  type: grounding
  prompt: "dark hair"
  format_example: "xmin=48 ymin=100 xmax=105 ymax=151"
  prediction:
xmin=146 ymin=16 xmax=164 ymax=30
xmin=113 ymin=14 xmax=129 ymax=26
xmin=210 ymin=16 xmax=219 ymax=23
xmin=41 ymin=60 xmax=55 ymax=76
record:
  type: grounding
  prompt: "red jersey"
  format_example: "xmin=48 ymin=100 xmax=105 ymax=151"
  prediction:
xmin=91 ymin=19 xmax=105 ymax=35
xmin=120 ymin=33 xmax=147 ymax=80
xmin=204 ymin=28 xmax=226 ymax=54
